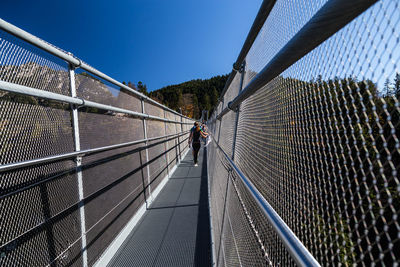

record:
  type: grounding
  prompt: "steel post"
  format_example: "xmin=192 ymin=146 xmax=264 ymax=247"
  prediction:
xmin=163 ymin=109 xmax=170 ymax=178
xmin=231 ymin=62 xmax=246 ymax=161
xmin=141 ymin=99 xmax=152 ymax=204
xmin=69 ymin=63 xmax=88 ymax=267
xmin=217 ymin=99 xmax=224 ymax=144
xmin=177 ymin=110 xmax=182 ymax=162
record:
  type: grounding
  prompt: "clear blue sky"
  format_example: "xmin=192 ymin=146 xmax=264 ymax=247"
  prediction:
xmin=0 ymin=0 xmax=262 ymax=91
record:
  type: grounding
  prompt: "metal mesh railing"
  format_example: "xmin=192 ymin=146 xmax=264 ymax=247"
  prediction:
xmin=208 ymin=0 xmax=400 ymax=266
xmin=0 ymin=19 xmax=193 ymax=267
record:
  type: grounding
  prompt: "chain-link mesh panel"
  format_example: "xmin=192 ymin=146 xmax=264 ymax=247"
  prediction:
xmin=0 ymin=18 xmax=193 ymax=266
xmin=208 ymin=0 xmax=400 ymax=266
xmin=78 ymin=110 xmax=146 ymax=263
xmin=208 ymin=0 xmax=400 ymax=265
xmin=214 ymin=119 xmax=221 ymax=143
xmin=218 ymin=110 xmax=237 ymax=158
xmin=83 ymin=146 xmax=146 ymax=265
xmin=78 ymin=110 xmax=144 ymax=150
xmin=146 ymin=119 xmax=168 ymax=191
xmin=75 ymin=69 xmax=141 ymax=113
xmin=222 ymin=73 xmax=241 ymax=110
xmin=243 ymin=0 xmax=328 ymax=88
xmin=0 ymin=30 xmax=70 ymax=95
xmin=180 ymin=118 xmax=190 ymax=155
xmin=165 ymin=112 xmax=179 ymax=171
xmin=0 ymin=161 xmax=82 ymax=267
xmin=207 ymin=141 xmax=229 ymax=265
xmin=0 ymin=97 xmax=75 ymax=164
xmin=180 ymin=132 xmax=190 ymax=159
xmin=144 ymin=102 xmax=164 ymax=117
xmin=0 ymin=91 xmax=81 ymax=266
xmin=179 ymin=131 xmax=187 ymax=159
xmin=175 ymin=116 xmax=183 ymax=162
xmin=208 ymin=141 xmax=294 ymax=266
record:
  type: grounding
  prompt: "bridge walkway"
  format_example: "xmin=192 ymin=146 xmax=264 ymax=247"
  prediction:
xmin=108 ymin=148 xmax=211 ymax=267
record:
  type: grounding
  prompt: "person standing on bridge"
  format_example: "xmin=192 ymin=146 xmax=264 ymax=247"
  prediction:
xmin=200 ymin=122 xmax=209 ymax=145
xmin=188 ymin=122 xmax=207 ymax=166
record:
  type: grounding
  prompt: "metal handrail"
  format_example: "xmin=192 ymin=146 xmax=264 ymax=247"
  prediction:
xmin=213 ymin=0 xmax=378 ymax=122
xmin=211 ymin=137 xmax=321 ymax=267
xmin=0 ymin=18 xmax=191 ymax=120
xmin=0 ymin=80 xmax=192 ymax=124
xmin=0 ymin=18 xmax=193 ymax=267
xmin=233 ymin=0 xmax=277 ymax=71
xmin=216 ymin=0 xmax=277 ymax=110
xmin=0 ymin=130 xmax=190 ymax=173
xmin=0 ymin=134 xmax=191 ymax=253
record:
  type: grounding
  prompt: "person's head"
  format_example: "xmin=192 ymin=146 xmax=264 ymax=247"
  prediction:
xmin=194 ymin=122 xmax=199 ymax=127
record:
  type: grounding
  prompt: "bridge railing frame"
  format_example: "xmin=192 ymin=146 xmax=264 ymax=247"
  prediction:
xmin=0 ymin=18 xmax=194 ymax=267
xmin=208 ymin=0 xmax=381 ymax=266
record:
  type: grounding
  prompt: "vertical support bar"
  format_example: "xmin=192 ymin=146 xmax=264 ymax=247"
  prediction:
xmin=180 ymin=110 xmax=184 ymax=155
xmin=141 ymin=99 xmax=152 ymax=204
xmin=174 ymin=115 xmax=179 ymax=164
xmin=177 ymin=110 xmax=182 ymax=162
xmin=69 ymin=63 xmax=88 ymax=267
xmin=217 ymin=99 xmax=224 ymax=144
xmin=163 ymin=109 xmax=170 ymax=178
xmin=231 ymin=62 xmax=246 ymax=161
xmin=174 ymin=118 xmax=178 ymax=164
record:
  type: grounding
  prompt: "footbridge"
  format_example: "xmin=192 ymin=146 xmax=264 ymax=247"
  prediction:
xmin=1 ymin=0 xmax=400 ymax=266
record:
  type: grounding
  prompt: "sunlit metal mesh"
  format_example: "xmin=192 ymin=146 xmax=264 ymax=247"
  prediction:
xmin=75 ymin=69 xmax=142 ymax=113
xmin=0 ymin=30 xmax=70 ymax=95
xmin=83 ymin=144 xmax=146 ymax=266
xmin=146 ymin=119 xmax=168 ymax=192
xmin=165 ymin=111 xmax=178 ymax=171
xmin=0 ymin=70 xmax=81 ymax=265
xmin=218 ymin=110 xmax=237 ymax=158
xmin=222 ymin=73 xmax=241 ymax=110
xmin=0 ymin=162 xmax=82 ymax=267
xmin=208 ymin=141 xmax=294 ymax=266
xmin=209 ymin=0 xmax=400 ymax=266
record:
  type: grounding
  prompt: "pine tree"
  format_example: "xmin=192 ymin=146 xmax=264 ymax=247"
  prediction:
xmin=177 ymin=89 xmax=183 ymax=110
xmin=204 ymin=93 xmax=211 ymax=112
xmin=384 ymin=78 xmax=392 ymax=96
xmin=394 ymin=73 xmax=400 ymax=98
xmin=193 ymin=94 xmax=200 ymax=119
xmin=137 ymin=81 xmax=148 ymax=95
xmin=211 ymin=86 xmax=218 ymax=107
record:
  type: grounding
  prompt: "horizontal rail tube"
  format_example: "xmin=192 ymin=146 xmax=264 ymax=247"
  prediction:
xmin=0 ymin=19 xmax=80 ymax=66
xmin=0 ymin=131 xmax=190 ymax=173
xmin=0 ymin=80 xmax=192 ymax=124
xmin=233 ymin=0 xmax=276 ymax=70
xmin=78 ymin=63 xmax=191 ymax=119
xmin=0 ymin=18 xmax=191 ymax=120
xmin=212 ymin=138 xmax=320 ymax=267
xmin=215 ymin=0 xmax=377 ymax=120
xmin=0 ymin=134 xmax=192 ymax=252
xmin=215 ymin=0 xmax=277 ymax=110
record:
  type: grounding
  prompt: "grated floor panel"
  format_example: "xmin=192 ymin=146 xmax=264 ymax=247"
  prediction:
xmin=108 ymin=148 xmax=211 ymax=267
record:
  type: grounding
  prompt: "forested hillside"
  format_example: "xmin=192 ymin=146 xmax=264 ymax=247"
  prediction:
xmin=148 ymin=74 xmax=229 ymax=118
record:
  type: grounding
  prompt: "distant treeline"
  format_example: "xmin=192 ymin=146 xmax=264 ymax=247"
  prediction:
xmin=149 ymin=74 xmax=228 ymax=118
xmin=124 ymin=75 xmax=228 ymax=118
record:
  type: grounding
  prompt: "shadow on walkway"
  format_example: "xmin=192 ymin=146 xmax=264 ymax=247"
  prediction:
xmin=108 ymin=148 xmax=211 ymax=267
